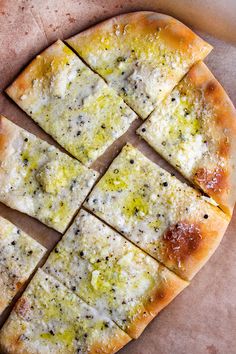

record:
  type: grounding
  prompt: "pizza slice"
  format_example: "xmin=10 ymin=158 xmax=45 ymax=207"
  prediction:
xmin=84 ymin=144 xmax=229 ymax=281
xmin=0 ymin=116 xmax=98 ymax=232
xmin=6 ymin=40 xmax=136 ymax=166
xmin=0 ymin=216 xmax=46 ymax=315
xmin=0 ymin=269 xmax=131 ymax=354
xmin=67 ymin=11 xmax=212 ymax=119
xmin=137 ymin=61 xmax=236 ymax=215
xmin=43 ymin=209 xmax=187 ymax=338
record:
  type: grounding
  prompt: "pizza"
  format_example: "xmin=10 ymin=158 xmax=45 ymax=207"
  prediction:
xmin=0 ymin=116 xmax=98 ymax=232
xmin=43 ymin=209 xmax=187 ymax=338
xmin=137 ymin=61 xmax=236 ymax=215
xmin=0 ymin=216 xmax=46 ymax=315
xmin=67 ymin=11 xmax=212 ymax=118
xmin=84 ymin=144 xmax=229 ymax=280
xmin=0 ymin=269 xmax=131 ymax=354
xmin=6 ymin=40 xmax=136 ymax=166
xmin=0 ymin=10 xmax=235 ymax=354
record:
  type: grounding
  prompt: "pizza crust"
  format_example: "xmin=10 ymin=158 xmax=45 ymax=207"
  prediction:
xmin=138 ymin=61 xmax=236 ymax=215
xmin=67 ymin=11 xmax=212 ymax=118
xmin=0 ymin=115 xmax=98 ymax=232
xmin=0 ymin=269 xmax=131 ymax=354
xmin=84 ymin=144 xmax=229 ymax=280
xmin=6 ymin=40 xmax=137 ymax=166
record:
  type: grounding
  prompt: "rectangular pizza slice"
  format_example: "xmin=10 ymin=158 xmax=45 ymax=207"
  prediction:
xmin=84 ymin=144 xmax=229 ymax=281
xmin=6 ymin=40 xmax=137 ymax=166
xmin=43 ymin=209 xmax=188 ymax=338
xmin=0 ymin=216 xmax=46 ymax=315
xmin=0 ymin=269 xmax=131 ymax=354
xmin=67 ymin=11 xmax=212 ymax=119
xmin=137 ymin=61 xmax=236 ymax=215
xmin=0 ymin=116 xmax=98 ymax=232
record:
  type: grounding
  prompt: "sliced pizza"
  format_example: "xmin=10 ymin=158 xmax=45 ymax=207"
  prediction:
xmin=84 ymin=144 xmax=229 ymax=281
xmin=43 ymin=209 xmax=187 ymax=338
xmin=0 ymin=216 xmax=46 ymax=315
xmin=137 ymin=61 xmax=236 ymax=215
xmin=67 ymin=11 xmax=212 ymax=119
xmin=0 ymin=269 xmax=131 ymax=354
xmin=0 ymin=116 xmax=98 ymax=232
xmin=6 ymin=40 xmax=136 ymax=166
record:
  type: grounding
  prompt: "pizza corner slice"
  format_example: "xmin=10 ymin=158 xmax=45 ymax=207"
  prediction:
xmin=6 ymin=40 xmax=137 ymax=166
xmin=43 ymin=209 xmax=188 ymax=339
xmin=0 ymin=115 xmax=98 ymax=232
xmin=0 ymin=269 xmax=131 ymax=354
xmin=84 ymin=144 xmax=229 ymax=281
xmin=67 ymin=11 xmax=212 ymax=119
xmin=137 ymin=61 xmax=236 ymax=215
xmin=0 ymin=216 xmax=46 ymax=315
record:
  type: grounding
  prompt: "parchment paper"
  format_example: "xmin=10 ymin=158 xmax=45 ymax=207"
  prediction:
xmin=0 ymin=1 xmax=236 ymax=353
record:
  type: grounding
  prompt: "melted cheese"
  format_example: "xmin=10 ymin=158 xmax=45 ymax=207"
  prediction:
xmin=137 ymin=73 xmax=226 ymax=182
xmin=84 ymin=144 xmax=227 ymax=279
xmin=0 ymin=270 xmax=130 ymax=353
xmin=0 ymin=118 xmax=98 ymax=232
xmin=7 ymin=40 xmax=136 ymax=166
xmin=67 ymin=13 xmax=212 ymax=118
xmin=44 ymin=209 xmax=172 ymax=336
xmin=0 ymin=217 xmax=46 ymax=314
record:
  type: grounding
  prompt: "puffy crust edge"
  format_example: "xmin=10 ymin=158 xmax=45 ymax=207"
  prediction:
xmin=161 ymin=205 xmax=230 ymax=281
xmin=5 ymin=40 xmax=72 ymax=106
xmin=0 ymin=115 xmax=19 ymax=164
xmin=67 ymin=11 xmax=212 ymax=59
xmin=126 ymin=265 xmax=188 ymax=338
xmin=186 ymin=61 xmax=236 ymax=215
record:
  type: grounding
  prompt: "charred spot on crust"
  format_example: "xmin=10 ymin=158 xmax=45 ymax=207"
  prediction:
xmin=162 ymin=222 xmax=202 ymax=264
xmin=194 ymin=167 xmax=228 ymax=194
xmin=206 ymin=80 xmax=217 ymax=94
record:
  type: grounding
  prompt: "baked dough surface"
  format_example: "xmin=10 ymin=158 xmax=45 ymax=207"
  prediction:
xmin=67 ymin=11 xmax=212 ymax=118
xmin=0 ymin=116 xmax=98 ymax=232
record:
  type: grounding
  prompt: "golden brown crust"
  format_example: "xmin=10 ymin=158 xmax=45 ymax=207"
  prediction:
xmin=89 ymin=332 xmax=131 ymax=354
xmin=6 ymin=40 xmax=69 ymax=102
xmin=68 ymin=11 xmax=212 ymax=57
xmin=122 ymin=266 xmax=188 ymax=339
xmin=0 ymin=115 xmax=18 ymax=163
xmin=0 ymin=313 xmax=31 ymax=354
xmin=145 ymin=266 xmax=189 ymax=315
xmin=186 ymin=62 xmax=236 ymax=215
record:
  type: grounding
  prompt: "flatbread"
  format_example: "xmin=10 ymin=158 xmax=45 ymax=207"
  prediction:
xmin=0 ymin=216 xmax=46 ymax=315
xmin=43 ymin=209 xmax=188 ymax=338
xmin=67 ymin=11 xmax=212 ymax=119
xmin=6 ymin=40 xmax=136 ymax=166
xmin=137 ymin=61 xmax=236 ymax=215
xmin=84 ymin=144 xmax=229 ymax=280
xmin=0 ymin=269 xmax=131 ymax=354
xmin=0 ymin=115 xmax=98 ymax=232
